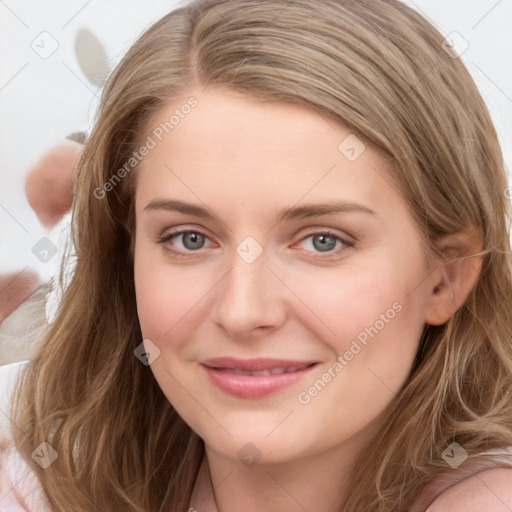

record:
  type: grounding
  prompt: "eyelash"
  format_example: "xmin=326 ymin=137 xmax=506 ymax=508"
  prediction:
xmin=156 ymin=229 xmax=355 ymax=260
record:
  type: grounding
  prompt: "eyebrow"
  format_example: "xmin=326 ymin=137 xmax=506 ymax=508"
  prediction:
xmin=143 ymin=198 xmax=377 ymax=222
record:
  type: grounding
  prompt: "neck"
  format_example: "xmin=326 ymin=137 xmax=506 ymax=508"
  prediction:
xmin=203 ymin=423 xmax=379 ymax=512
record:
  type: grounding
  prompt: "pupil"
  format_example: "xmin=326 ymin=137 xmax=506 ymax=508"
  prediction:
xmin=184 ymin=232 xmax=204 ymax=250
xmin=314 ymin=234 xmax=336 ymax=252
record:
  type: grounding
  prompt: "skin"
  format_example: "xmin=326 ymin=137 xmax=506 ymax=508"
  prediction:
xmin=133 ymin=87 xmax=482 ymax=511
xmin=428 ymin=468 xmax=512 ymax=511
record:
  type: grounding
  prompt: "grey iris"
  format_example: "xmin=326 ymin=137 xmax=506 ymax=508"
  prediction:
xmin=313 ymin=234 xmax=337 ymax=252
xmin=183 ymin=232 xmax=205 ymax=250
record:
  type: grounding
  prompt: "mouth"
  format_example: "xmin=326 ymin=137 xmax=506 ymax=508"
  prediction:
xmin=210 ymin=363 xmax=315 ymax=376
xmin=200 ymin=357 xmax=319 ymax=398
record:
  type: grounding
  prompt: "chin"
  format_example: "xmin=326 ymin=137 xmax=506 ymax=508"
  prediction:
xmin=201 ymin=423 xmax=318 ymax=466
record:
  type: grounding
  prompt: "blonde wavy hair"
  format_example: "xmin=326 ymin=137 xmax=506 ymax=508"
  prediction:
xmin=11 ymin=0 xmax=512 ymax=510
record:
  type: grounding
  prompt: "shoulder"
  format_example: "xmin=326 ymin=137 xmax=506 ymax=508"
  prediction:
xmin=0 ymin=360 xmax=52 ymax=511
xmin=0 ymin=359 xmax=28 ymax=388
xmin=427 ymin=467 xmax=512 ymax=511
xmin=0 ymin=360 xmax=29 ymax=439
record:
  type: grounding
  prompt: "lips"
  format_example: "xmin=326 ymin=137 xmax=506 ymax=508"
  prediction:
xmin=200 ymin=357 xmax=318 ymax=398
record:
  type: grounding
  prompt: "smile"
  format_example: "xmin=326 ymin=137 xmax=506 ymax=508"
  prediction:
xmin=216 ymin=364 xmax=312 ymax=376
xmin=200 ymin=358 xmax=319 ymax=398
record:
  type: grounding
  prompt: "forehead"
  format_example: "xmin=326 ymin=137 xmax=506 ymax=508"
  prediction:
xmin=134 ymin=87 xmax=402 ymax=219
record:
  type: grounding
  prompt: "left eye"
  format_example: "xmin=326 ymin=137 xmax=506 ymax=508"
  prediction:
xmin=295 ymin=232 xmax=354 ymax=257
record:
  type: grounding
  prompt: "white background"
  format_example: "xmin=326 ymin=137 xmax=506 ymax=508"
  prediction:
xmin=1 ymin=0 xmax=511 ymax=284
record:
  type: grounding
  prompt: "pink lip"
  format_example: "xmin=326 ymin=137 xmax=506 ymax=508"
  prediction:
xmin=200 ymin=357 xmax=318 ymax=399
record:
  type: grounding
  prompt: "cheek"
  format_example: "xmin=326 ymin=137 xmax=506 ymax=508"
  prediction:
xmin=289 ymin=265 xmax=427 ymax=449
xmin=133 ymin=243 xmax=214 ymax=346
xmin=290 ymin=257 xmax=429 ymax=425
xmin=294 ymin=260 xmax=424 ymax=348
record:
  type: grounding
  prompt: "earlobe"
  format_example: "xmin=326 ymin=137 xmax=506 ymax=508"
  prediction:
xmin=424 ymin=228 xmax=484 ymax=326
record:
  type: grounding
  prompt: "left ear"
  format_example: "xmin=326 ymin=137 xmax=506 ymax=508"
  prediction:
xmin=424 ymin=227 xmax=484 ymax=326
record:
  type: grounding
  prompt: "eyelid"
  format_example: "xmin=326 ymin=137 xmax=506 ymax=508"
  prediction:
xmin=296 ymin=226 xmax=356 ymax=244
xmin=157 ymin=228 xmax=216 ymax=253
xmin=157 ymin=224 xmax=216 ymax=243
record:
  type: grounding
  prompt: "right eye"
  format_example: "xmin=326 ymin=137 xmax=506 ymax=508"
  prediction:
xmin=157 ymin=229 xmax=216 ymax=257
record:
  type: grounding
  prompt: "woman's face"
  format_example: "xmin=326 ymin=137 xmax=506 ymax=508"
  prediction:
xmin=133 ymin=87 xmax=438 ymax=464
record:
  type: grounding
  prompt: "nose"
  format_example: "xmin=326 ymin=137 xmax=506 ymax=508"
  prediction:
xmin=212 ymin=245 xmax=288 ymax=340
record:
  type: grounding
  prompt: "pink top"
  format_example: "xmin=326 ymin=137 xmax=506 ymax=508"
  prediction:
xmin=1 ymin=361 xmax=512 ymax=511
